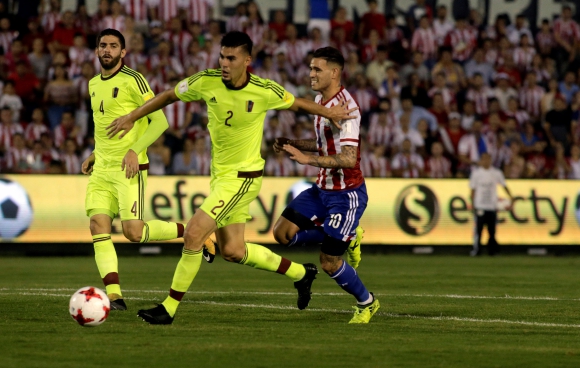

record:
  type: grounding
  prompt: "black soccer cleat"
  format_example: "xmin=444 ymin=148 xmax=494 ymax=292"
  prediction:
xmin=137 ymin=304 xmax=174 ymax=325
xmin=294 ymin=263 xmax=318 ymax=310
xmin=109 ymin=298 xmax=127 ymax=311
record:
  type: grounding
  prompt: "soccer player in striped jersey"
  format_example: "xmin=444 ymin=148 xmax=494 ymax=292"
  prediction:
xmin=81 ymin=29 xmax=209 ymax=311
xmin=106 ymin=31 xmax=358 ymax=324
xmin=272 ymin=47 xmax=380 ymax=324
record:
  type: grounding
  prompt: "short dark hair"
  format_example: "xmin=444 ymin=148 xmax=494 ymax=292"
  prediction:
xmin=220 ymin=31 xmax=253 ymax=55
xmin=97 ymin=28 xmax=126 ymax=49
xmin=312 ymin=47 xmax=345 ymax=70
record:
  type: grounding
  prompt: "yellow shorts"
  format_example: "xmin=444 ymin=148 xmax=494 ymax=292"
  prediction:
xmin=200 ymin=170 xmax=263 ymax=228
xmin=85 ymin=168 xmax=147 ymax=221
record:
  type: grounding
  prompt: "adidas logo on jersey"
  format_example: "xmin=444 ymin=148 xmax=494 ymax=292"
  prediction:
xmin=209 ymin=97 xmax=217 ymax=103
xmin=91 ymin=91 xmax=95 ymax=97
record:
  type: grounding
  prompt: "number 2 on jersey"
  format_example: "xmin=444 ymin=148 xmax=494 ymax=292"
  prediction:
xmin=99 ymin=100 xmax=105 ymax=115
xmin=225 ymin=110 xmax=233 ymax=127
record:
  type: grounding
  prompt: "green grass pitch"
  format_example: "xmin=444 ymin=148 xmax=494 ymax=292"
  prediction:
xmin=1 ymin=252 xmax=579 ymax=368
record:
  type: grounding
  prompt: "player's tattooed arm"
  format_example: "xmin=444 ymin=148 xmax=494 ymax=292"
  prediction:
xmin=284 ymin=145 xmax=357 ymax=169
xmin=274 ymin=137 xmax=317 ymax=152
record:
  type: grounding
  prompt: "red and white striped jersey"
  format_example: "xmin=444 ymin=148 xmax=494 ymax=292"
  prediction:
xmin=446 ymin=27 xmax=478 ymax=61
xmin=162 ymin=84 xmax=189 ymax=130
xmin=412 ymin=27 xmax=438 ymax=60
xmin=120 ymin=0 xmax=151 ymax=22
xmin=61 ymin=152 xmax=81 ymax=174
xmin=53 ymin=125 xmax=83 ymax=149
xmin=466 ymin=86 xmax=494 ymax=115
xmin=192 ymin=151 xmax=211 ymax=175
xmin=313 ymin=87 xmax=364 ymax=191
xmin=163 ymin=31 xmax=193 ymax=63
xmin=504 ymin=109 xmax=530 ymax=127
xmin=226 ymin=15 xmax=247 ymax=33
xmin=41 ymin=11 xmax=60 ymax=34
xmin=485 ymin=48 xmax=498 ymax=66
xmin=513 ymin=47 xmax=536 ymax=70
xmin=391 ymin=152 xmax=424 ymax=178
xmin=0 ymin=123 xmax=24 ymax=150
xmin=359 ymin=150 xmax=372 ymax=178
xmin=68 ymin=47 xmax=94 ymax=78
xmin=244 ymin=22 xmax=266 ymax=48
xmin=536 ymin=32 xmax=555 ymax=52
xmin=179 ymin=0 xmax=214 ymax=26
xmin=124 ymin=52 xmax=148 ymax=70
xmin=25 ymin=123 xmax=49 ymax=143
xmin=0 ymin=31 xmax=18 ymax=55
xmin=553 ymin=18 xmax=580 ymax=46
xmin=426 ymin=156 xmax=451 ymax=178
xmin=519 ymin=85 xmax=545 ymax=117
xmin=5 ymin=147 xmax=30 ymax=170
xmin=280 ymin=39 xmax=308 ymax=68
xmin=351 ymin=88 xmax=375 ymax=114
xmin=360 ymin=44 xmax=377 ymax=64
xmin=183 ymin=50 xmax=211 ymax=73
xmin=265 ymin=155 xmax=296 ymax=177
xmin=100 ymin=15 xmax=126 ymax=32
xmin=367 ymin=154 xmax=390 ymax=177
xmin=149 ymin=55 xmax=184 ymax=79
xmin=331 ymin=42 xmax=357 ymax=65
xmin=149 ymin=0 xmax=178 ymax=22
xmin=367 ymin=115 xmax=394 ymax=147
xmin=428 ymin=86 xmax=455 ymax=106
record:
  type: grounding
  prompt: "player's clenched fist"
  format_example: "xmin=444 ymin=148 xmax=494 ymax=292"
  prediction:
xmin=273 ymin=137 xmax=291 ymax=153
xmin=81 ymin=153 xmax=95 ymax=175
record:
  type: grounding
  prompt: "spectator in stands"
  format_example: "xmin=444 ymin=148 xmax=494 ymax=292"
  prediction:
xmin=61 ymin=137 xmax=80 ymax=174
xmin=536 ymin=19 xmax=555 ymax=57
xmin=464 ymin=48 xmax=494 ymax=85
xmin=280 ymin=24 xmax=307 ymax=69
xmin=27 ymin=38 xmax=51 ymax=82
xmin=425 ymin=141 xmax=451 ymax=178
xmin=508 ymin=14 xmax=533 ymax=46
xmin=432 ymin=5 xmax=453 ymax=46
xmin=144 ymin=20 xmax=165 ymax=55
xmin=146 ymin=135 xmax=170 ymax=175
xmin=0 ymin=16 xmax=18 ymax=56
xmin=458 ymin=120 xmax=491 ymax=175
xmin=68 ymin=33 xmax=93 ymax=79
xmin=407 ymin=0 xmax=432 ymax=32
xmin=432 ymin=46 xmax=466 ymax=91
xmin=392 ymin=113 xmax=424 ymax=153
xmin=428 ymin=93 xmax=448 ymax=127
xmin=559 ymin=70 xmax=579 ymax=104
xmin=365 ymin=45 xmax=391 ymax=90
xmin=445 ymin=18 xmax=477 ymax=64
xmin=398 ymin=97 xmax=437 ymax=133
xmin=53 ymin=110 xmax=82 ymax=150
xmin=411 ymin=15 xmax=437 ymax=68
xmin=400 ymin=50 xmax=430 ymax=88
xmin=439 ymin=113 xmax=465 ymax=168
xmin=44 ymin=64 xmax=77 ymax=129
xmin=269 ymin=10 xmax=288 ymax=42
xmin=377 ymin=65 xmax=401 ymax=110
xmin=568 ymin=144 xmax=580 ymax=179
xmin=172 ymin=137 xmax=197 ymax=175
xmin=401 ymin=73 xmax=430 ymax=109
xmin=226 ymin=2 xmax=247 ymax=33
xmin=0 ymin=108 xmax=24 ymax=157
xmin=265 ymin=148 xmax=296 ymax=177
xmin=50 ymin=10 xmax=82 ymax=53
xmin=24 ymin=107 xmax=49 ymax=147
xmin=552 ymin=142 xmax=570 ymax=179
xmin=330 ymin=6 xmax=354 ymax=43
xmin=544 ymin=95 xmax=572 ymax=150
xmin=493 ymin=73 xmax=518 ymax=111
xmin=519 ymin=72 xmax=544 ymax=120
xmin=5 ymin=133 xmax=29 ymax=173
xmin=460 ymin=100 xmax=478 ymax=130
xmin=368 ymin=144 xmax=391 ymax=178
xmin=520 ymin=122 xmax=541 ymax=154
xmin=553 ymin=5 xmax=580 ymax=74
xmin=525 ymin=141 xmax=549 ymax=178
xmin=391 ymin=138 xmax=424 ymax=178
xmin=342 ymin=50 xmax=364 ymax=87
xmin=191 ymin=137 xmax=211 ymax=176
xmin=308 ymin=0 xmax=331 ymax=44
xmin=0 ymin=80 xmax=22 ymax=122
xmin=359 ymin=0 xmax=386 ymax=41
xmin=466 ymin=73 xmax=494 ymax=115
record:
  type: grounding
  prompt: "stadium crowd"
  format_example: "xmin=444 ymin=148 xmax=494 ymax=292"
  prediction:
xmin=1 ymin=0 xmax=580 ymax=179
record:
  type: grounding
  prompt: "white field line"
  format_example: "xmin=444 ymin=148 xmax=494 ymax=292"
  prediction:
xmin=1 ymin=289 xmax=580 ymax=329
xmin=0 ymin=287 xmax=577 ymax=301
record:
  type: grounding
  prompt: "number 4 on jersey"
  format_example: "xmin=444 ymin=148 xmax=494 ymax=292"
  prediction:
xmin=99 ymin=100 xmax=104 ymax=115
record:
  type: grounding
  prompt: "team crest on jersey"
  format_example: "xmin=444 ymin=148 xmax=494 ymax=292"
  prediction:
xmin=112 ymin=87 xmax=119 ymax=98
xmin=246 ymin=100 xmax=254 ymax=112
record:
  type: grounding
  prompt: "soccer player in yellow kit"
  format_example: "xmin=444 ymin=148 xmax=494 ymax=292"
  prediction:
xmin=107 ymin=31 xmax=357 ymax=324
xmin=82 ymin=29 xmax=192 ymax=311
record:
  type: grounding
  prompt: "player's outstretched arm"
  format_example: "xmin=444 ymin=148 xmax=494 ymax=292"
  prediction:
xmin=107 ymin=88 xmax=181 ymax=139
xmin=288 ymin=97 xmax=358 ymax=130
xmin=284 ymin=145 xmax=357 ymax=169
xmin=274 ymin=137 xmax=317 ymax=153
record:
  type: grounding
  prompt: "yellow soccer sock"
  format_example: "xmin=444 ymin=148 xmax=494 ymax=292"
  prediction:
xmin=162 ymin=248 xmax=202 ymax=317
xmin=242 ymin=243 xmax=306 ymax=282
xmin=141 ymin=220 xmax=185 ymax=242
xmin=93 ymin=234 xmax=122 ymax=298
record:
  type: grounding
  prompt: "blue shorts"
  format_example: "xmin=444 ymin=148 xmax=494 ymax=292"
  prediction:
xmin=287 ymin=182 xmax=368 ymax=242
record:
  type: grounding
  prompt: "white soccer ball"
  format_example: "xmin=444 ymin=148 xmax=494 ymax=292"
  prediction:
xmin=0 ymin=178 xmax=33 ymax=240
xmin=69 ymin=287 xmax=110 ymax=327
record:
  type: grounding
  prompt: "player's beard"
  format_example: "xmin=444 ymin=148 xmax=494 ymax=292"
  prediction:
xmin=98 ymin=54 xmax=122 ymax=71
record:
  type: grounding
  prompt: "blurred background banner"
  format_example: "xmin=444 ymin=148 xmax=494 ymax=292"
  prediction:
xmin=1 ymin=175 xmax=579 ymax=245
